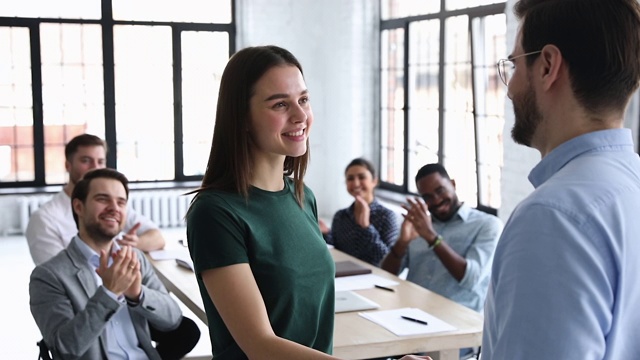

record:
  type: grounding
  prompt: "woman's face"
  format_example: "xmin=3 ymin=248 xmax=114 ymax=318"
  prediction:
xmin=248 ymin=65 xmax=313 ymax=163
xmin=345 ymin=165 xmax=377 ymax=203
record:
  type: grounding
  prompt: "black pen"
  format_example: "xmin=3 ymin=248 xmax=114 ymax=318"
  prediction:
xmin=374 ymin=284 xmax=395 ymax=292
xmin=401 ymin=315 xmax=428 ymax=325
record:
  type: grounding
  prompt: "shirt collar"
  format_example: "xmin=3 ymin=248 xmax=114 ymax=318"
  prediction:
xmin=528 ymin=128 xmax=634 ymax=188
xmin=74 ymin=236 xmax=121 ymax=269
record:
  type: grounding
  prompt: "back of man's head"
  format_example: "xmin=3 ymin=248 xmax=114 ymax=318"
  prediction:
xmin=71 ymin=168 xmax=129 ymax=228
xmin=65 ymin=134 xmax=108 ymax=162
xmin=515 ymin=0 xmax=640 ymax=115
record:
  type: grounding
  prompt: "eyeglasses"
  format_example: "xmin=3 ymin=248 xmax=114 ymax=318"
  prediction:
xmin=496 ymin=50 xmax=542 ymax=85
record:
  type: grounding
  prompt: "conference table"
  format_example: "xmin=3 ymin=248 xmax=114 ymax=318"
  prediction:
xmin=148 ymin=232 xmax=483 ymax=360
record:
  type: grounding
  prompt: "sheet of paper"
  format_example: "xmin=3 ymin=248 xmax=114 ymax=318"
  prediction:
xmin=335 ymin=274 xmax=398 ymax=291
xmin=359 ymin=307 xmax=456 ymax=336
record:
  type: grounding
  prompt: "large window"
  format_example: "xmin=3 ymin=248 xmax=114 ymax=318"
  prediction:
xmin=380 ymin=0 xmax=506 ymax=210
xmin=0 ymin=0 xmax=234 ymax=188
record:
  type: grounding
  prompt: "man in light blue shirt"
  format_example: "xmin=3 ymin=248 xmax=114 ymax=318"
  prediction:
xmin=483 ymin=0 xmax=640 ymax=359
xmin=381 ymin=163 xmax=503 ymax=314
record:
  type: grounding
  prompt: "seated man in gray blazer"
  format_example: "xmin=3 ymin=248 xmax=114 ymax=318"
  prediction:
xmin=29 ymin=168 xmax=196 ymax=359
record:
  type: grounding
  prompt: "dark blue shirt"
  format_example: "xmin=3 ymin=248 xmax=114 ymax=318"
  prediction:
xmin=327 ymin=199 xmax=399 ymax=266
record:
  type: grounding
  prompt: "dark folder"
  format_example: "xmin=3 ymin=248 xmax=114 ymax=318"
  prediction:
xmin=334 ymin=260 xmax=372 ymax=277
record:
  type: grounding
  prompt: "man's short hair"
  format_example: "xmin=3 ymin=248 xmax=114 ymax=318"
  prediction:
xmin=65 ymin=134 xmax=107 ymax=162
xmin=415 ymin=163 xmax=450 ymax=184
xmin=514 ymin=0 xmax=640 ymax=114
xmin=71 ymin=168 xmax=129 ymax=227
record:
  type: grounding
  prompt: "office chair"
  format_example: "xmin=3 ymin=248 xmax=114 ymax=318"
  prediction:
xmin=37 ymin=339 xmax=52 ymax=360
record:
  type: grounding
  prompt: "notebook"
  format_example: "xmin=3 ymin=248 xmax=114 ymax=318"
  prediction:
xmin=334 ymin=260 xmax=372 ymax=277
xmin=335 ymin=290 xmax=380 ymax=313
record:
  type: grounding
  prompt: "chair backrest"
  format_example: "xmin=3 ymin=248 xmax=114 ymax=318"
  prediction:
xmin=37 ymin=339 xmax=52 ymax=360
xmin=475 ymin=204 xmax=498 ymax=217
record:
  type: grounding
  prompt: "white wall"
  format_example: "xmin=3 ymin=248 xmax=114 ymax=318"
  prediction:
xmin=236 ymin=0 xmax=380 ymax=220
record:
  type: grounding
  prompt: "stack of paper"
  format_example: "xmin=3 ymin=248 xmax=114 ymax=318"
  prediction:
xmin=359 ymin=307 xmax=456 ymax=336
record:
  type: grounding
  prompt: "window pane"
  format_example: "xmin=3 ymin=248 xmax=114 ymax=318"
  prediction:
xmin=40 ymin=23 xmax=105 ymax=184
xmin=113 ymin=0 xmax=232 ymax=23
xmin=443 ymin=15 xmax=478 ymax=207
xmin=472 ymin=14 xmax=506 ymax=208
xmin=381 ymin=0 xmax=440 ymax=20
xmin=0 ymin=27 xmax=34 ymax=182
xmin=446 ymin=0 xmax=504 ymax=11
xmin=181 ymin=31 xmax=228 ymax=177
xmin=114 ymin=25 xmax=173 ymax=181
xmin=408 ymin=20 xmax=440 ymax=193
xmin=0 ymin=0 xmax=100 ymax=19
xmin=380 ymin=29 xmax=405 ymax=186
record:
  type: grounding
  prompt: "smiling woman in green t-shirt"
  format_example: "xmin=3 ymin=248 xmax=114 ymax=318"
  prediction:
xmin=186 ymin=45 xmax=337 ymax=360
xmin=186 ymin=45 xmax=433 ymax=360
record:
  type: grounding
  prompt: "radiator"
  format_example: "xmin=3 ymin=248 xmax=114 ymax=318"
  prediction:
xmin=18 ymin=189 xmax=194 ymax=234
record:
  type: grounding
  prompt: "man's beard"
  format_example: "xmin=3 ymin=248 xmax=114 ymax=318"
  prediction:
xmin=429 ymin=195 xmax=460 ymax=222
xmin=84 ymin=219 xmax=121 ymax=244
xmin=511 ymin=84 xmax=542 ymax=147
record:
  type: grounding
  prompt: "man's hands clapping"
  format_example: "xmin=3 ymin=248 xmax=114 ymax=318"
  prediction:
xmin=116 ymin=222 xmax=142 ymax=248
xmin=401 ymin=197 xmax=437 ymax=243
xmin=96 ymin=245 xmax=142 ymax=301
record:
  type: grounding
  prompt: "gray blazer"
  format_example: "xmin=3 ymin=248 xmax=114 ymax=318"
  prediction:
xmin=29 ymin=237 xmax=183 ymax=360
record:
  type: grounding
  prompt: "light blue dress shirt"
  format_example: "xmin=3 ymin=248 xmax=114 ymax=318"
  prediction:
xmin=483 ymin=129 xmax=640 ymax=359
xmin=75 ymin=238 xmax=148 ymax=360
xmin=402 ymin=203 xmax=503 ymax=313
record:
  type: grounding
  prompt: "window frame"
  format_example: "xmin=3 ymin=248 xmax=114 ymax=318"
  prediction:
xmin=0 ymin=0 xmax=235 ymax=190
xmin=378 ymin=1 xmax=506 ymax=212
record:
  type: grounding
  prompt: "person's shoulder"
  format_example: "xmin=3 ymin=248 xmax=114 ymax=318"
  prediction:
xmin=466 ymin=206 xmax=504 ymax=228
xmin=188 ymin=189 xmax=238 ymax=218
xmin=31 ymin=248 xmax=72 ymax=276
xmin=31 ymin=191 xmax=66 ymax=218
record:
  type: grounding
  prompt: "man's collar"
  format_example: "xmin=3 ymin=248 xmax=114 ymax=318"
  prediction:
xmin=74 ymin=236 xmax=120 ymax=268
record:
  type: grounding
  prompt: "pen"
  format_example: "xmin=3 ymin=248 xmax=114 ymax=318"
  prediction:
xmin=401 ymin=315 xmax=428 ymax=325
xmin=374 ymin=284 xmax=395 ymax=292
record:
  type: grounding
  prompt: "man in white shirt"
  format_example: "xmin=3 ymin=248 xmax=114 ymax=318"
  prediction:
xmin=26 ymin=134 xmax=165 ymax=265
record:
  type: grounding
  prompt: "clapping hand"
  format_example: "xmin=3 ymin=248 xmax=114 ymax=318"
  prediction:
xmin=353 ymin=195 xmax=371 ymax=228
xmin=117 ymin=222 xmax=141 ymax=248
xmin=401 ymin=197 xmax=437 ymax=242
xmin=96 ymin=245 xmax=141 ymax=299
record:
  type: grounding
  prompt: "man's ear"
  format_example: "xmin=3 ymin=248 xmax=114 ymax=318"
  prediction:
xmin=450 ymin=178 xmax=456 ymax=189
xmin=72 ymin=198 xmax=83 ymax=219
xmin=539 ymin=44 xmax=563 ymax=91
xmin=65 ymin=159 xmax=72 ymax=173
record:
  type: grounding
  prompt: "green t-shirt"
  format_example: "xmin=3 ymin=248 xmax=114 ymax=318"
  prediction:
xmin=187 ymin=178 xmax=335 ymax=359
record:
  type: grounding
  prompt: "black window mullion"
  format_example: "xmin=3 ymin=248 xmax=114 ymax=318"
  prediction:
xmin=30 ymin=23 xmax=45 ymax=184
xmin=402 ymin=22 xmax=410 ymax=193
xmin=437 ymin=14 xmax=445 ymax=164
xmin=172 ymin=27 xmax=184 ymax=180
xmin=469 ymin=18 xmax=481 ymax=205
xmin=101 ymin=0 xmax=117 ymax=168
